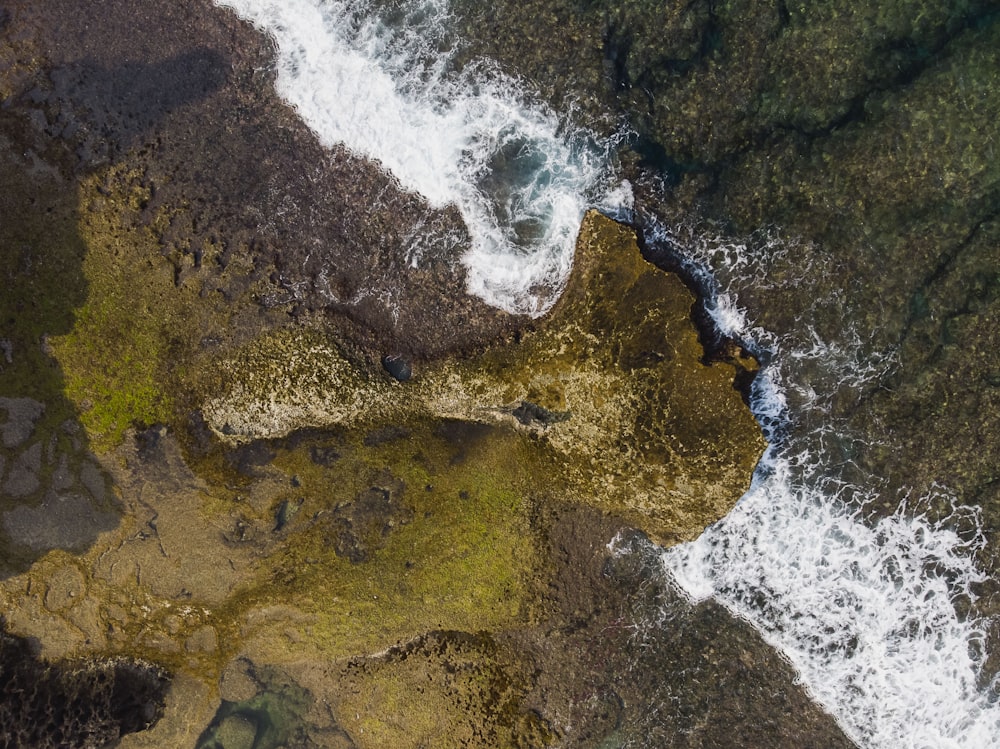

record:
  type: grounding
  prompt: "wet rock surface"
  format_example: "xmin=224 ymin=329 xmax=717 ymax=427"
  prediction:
xmin=175 ymin=505 xmax=852 ymax=749
xmin=0 ymin=1 xmax=860 ymax=748
xmin=515 ymin=513 xmax=855 ymax=749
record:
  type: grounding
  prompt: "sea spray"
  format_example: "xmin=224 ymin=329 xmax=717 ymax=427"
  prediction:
xmin=215 ymin=0 xmax=626 ymax=315
xmin=211 ymin=0 xmax=1000 ymax=743
xmin=655 ymin=229 xmax=1000 ymax=748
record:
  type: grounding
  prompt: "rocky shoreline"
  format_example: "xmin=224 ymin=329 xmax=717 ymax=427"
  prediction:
xmin=0 ymin=1 xmax=865 ymax=747
xmin=454 ymin=0 xmax=1000 ymax=688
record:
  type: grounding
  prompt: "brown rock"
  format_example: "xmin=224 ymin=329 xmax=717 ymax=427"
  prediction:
xmin=185 ymin=624 xmax=218 ymax=654
xmin=43 ymin=564 xmax=85 ymax=612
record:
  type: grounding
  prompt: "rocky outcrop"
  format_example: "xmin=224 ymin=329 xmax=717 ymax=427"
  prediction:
xmin=202 ymin=211 xmax=765 ymax=543
xmin=0 ymin=621 xmax=168 ymax=749
xmin=0 ymin=2 xmax=854 ymax=747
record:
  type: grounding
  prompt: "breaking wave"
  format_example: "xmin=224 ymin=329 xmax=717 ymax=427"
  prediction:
xmin=657 ymin=231 xmax=1000 ymax=749
xmin=213 ymin=0 xmax=1000 ymax=744
xmin=217 ymin=0 xmax=625 ymax=315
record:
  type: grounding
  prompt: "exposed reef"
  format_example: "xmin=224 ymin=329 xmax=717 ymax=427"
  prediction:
xmin=0 ymin=1 xmax=856 ymax=747
xmin=202 ymin=211 xmax=764 ymax=543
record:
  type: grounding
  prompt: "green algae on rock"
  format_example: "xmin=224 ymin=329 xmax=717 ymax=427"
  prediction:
xmin=332 ymin=632 xmax=543 ymax=748
xmin=202 ymin=211 xmax=765 ymax=544
xmin=232 ymin=422 xmax=544 ymax=663
xmin=0 ymin=2 xmax=795 ymax=745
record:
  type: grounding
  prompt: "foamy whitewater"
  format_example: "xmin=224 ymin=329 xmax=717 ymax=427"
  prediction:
xmin=215 ymin=0 xmax=1000 ymax=745
xmin=661 ymin=317 xmax=999 ymax=749
xmin=218 ymin=0 xmax=625 ymax=315
xmin=650 ymin=227 xmax=1000 ymax=747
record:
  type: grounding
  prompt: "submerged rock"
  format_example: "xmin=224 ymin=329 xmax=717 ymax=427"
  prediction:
xmin=203 ymin=211 xmax=765 ymax=543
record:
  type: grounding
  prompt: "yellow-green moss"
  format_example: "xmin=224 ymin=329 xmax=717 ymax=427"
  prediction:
xmin=43 ymin=163 xmax=281 ymax=452
xmin=226 ymin=420 xmax=542 ymax=662
xmin=44 ymin=170 xmax=176 ymax=449
xmin=54 ymin=291 xmax=174 ymax=450
xmin=201 ymin=212 xmax=766 ymax=544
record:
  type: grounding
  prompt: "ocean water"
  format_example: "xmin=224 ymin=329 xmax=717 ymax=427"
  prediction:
xmin=646 ymin=223 xmax=1000 ymax=747
xmin=214 ymin=0 xmax=1000 ymax=745
xmin=658 ymin=292 xmax=997 ymax=747
xmin=218 ymin=0 xmax=628 ymax=316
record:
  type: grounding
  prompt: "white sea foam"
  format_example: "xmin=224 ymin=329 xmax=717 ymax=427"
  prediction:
xmin=215 ymin=0 xmax=625 ymax=315
xmin=213 ymin=0 xmax=999 ymax=743
xmin=660 ymin=284 xmax=1000 ymax=748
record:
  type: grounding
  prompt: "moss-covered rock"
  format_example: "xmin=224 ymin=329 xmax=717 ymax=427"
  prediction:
xmin=203 ymin=211 xmax=765 ymax=543
xmin=0 ymin=189 xmax=766 ymax=741
xmin=329 ymin=631 xmax=538 ymax=749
